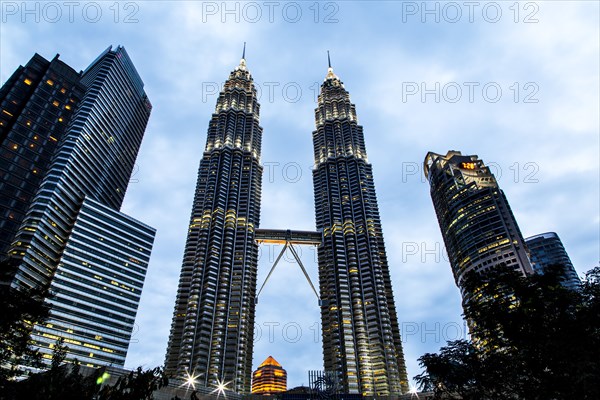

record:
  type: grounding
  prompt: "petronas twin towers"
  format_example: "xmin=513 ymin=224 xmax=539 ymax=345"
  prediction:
xmin=165 ymin=51 xmax=408 ymax=395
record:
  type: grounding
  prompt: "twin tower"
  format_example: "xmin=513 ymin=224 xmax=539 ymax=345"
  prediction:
xmin=164 ymin=53 xmax=409 ymax=395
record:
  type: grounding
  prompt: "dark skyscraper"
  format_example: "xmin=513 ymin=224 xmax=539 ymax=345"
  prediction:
xmin=0 ymin=53 xmax=84 ymax=264
xmin=165 ymin=53 xmax=262 ymax=393
xmin=311 ymin=62 xmax=408 ymax=395
xmin=525 ymin=232 xmax=581 ymax=290
xmin=424 ymin=151 xmax=534 ymax=300
xmin=6 ymin=46 xmax=155 ymax=368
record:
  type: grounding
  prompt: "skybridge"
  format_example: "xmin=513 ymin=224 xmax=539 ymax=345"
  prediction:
xmin=254 ymin=229 xmax=325 ymax=306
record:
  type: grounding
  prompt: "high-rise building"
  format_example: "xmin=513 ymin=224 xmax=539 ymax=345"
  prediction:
xmin=424 ymin=151 xmax=534 ymax=300
xmin=312 ymin=61 xmax=408 ymax=395
xmin=251 ymin=356 xmax=287 ymax=395
xmin=0 ymin=53 xmax=85 ymax=265
xmin=7 ymin=46 xmax=155 ymax=368
xmin=164 ymin=53 xmax=262 ymax=393
xmin=525 ymin=232 xmax=581 ymax=290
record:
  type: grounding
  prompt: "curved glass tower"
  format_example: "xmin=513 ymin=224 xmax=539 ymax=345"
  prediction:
xmin=424 ymin=151 xmax=533 ymax=297
xmin=312 ymin=63 xmax=408 ymax=395
xmin=164 ymin=54 xmax=262 ymax=394
xmin=525 ymin=232 xmax=581 ymax=290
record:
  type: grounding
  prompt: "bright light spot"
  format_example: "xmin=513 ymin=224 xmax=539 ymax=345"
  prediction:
xmin=409 ymin=385 xmax=420 ymax=398
xmin=183 ymin=371 xmax=199 ymax=389
xmin=211 ymin=378 xmax=229 ymax=399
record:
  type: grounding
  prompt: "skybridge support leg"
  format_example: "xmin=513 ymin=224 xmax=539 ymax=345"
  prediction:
xmin=255 ymin=243 xmax=288 ymax=304
xmin=254 ymin=238 xmax=324 ymax=306
xmin=288 ymin=244 xmax=321 ymax=304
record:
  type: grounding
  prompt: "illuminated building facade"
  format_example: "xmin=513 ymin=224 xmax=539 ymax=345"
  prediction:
xmin=251 ymin=356 xmax=287 ymax=395
xmin=312 ymin=62 xmax=408 ymax=395
xmin=164 ymin=53 xmax=262 ymax=393
xmin=424 ymin=151 xmax=534 ymax=299
xmin=0 ymin=53 xmax=84 ymax=265
xmin=525 ymin=232 xmax=581 ymax=290
xmin=8 ymin=46 xmax=155 ymax=368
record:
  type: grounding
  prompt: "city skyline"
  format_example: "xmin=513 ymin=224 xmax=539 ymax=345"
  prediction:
xmin=0 ymin=1 xmax=597 ymax=389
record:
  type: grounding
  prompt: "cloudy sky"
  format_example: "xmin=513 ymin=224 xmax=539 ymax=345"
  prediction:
xmin=1 ymin=0 xmax=598 ymax=389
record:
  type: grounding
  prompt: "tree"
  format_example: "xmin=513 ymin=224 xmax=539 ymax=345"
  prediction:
xmin=14 ymin=339 xmax=97 ymax=400
xmin=0 ymin=261 xmax=51 ymax=392
xmin=415 ymin=265 xmax=600 ymax=400
xmin=95 ymin=366 xmax=168 ymax=400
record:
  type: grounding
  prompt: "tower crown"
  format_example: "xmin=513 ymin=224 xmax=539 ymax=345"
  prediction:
xmin=258 ymin=355 xmax=282 ymax=368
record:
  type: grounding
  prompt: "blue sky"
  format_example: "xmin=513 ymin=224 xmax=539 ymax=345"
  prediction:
xmin=1 ymin=0 xmax=599 ymax=390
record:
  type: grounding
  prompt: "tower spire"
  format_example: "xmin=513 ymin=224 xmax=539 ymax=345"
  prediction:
xmin=237 ymin=42 xmax=247 ymax=71
xmin=324 ymin=50 xmax=338 ymax=82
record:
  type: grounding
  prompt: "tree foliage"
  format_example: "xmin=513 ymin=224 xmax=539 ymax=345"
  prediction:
xmin=95 ymin=366 xmax=169 ymax=400
xmin=0 ymin=258 xmax=168 ymax=399
xmin=415 ymin=265 xmax=600 ymax=399
xmin=0 ymin=263 xmax=51 ymax=390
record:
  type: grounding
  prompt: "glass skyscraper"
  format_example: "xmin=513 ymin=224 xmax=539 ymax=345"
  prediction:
xmin=6 ymin=46 xmax=155 ymax=368
xmin=164 ymin=54 xmax=262 ymax=393
xmin=525 ymin=232 xmax=581 ymax=290
xmin=0 ymin=53 xmax=84 ymax=266
xmin=424 ymin=151 xmax=534 ymax=299
xmin=312 ymin=64 xmax=408 ymax=395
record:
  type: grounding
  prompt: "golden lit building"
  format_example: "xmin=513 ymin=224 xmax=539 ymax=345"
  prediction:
xmin=251 ymin=356 xmax=287 ymax=395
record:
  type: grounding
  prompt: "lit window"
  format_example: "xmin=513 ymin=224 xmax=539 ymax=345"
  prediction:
xmin=58 ymin=117 xmax=63 ymax=122
xmin=46 ymin=79 xmax=54 ymax=86
xmin=65 ymin=105 xmax=71 ymax=110
xmin=52 ymin=100 xmax=60 ymax=107
xmin=60 ymin=88 xmax=67 ymax=94
xmin=24 ymin=78 xmax=32 ymax=85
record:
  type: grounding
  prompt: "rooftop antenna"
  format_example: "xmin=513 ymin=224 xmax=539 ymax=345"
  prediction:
xmin=242 ymin=42 xmax=246 ymax=59
xmin=327 ymin=50 xmax=331 ymax=68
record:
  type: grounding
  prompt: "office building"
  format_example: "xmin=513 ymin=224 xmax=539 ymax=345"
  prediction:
xmin=0 ymin=53 xmax=84 ymax=265
xmin=164 ymin=52 xmax=262 ymax=393
xmin=424 ymin=151 xmax=534 ymax=300
xmin=7 ymin=46 xmax=155 ymax=368
xmin=526 ymin=232 xmax=580 ymax=290
xmin=312 ymin=61 xmax=408 ymax=395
